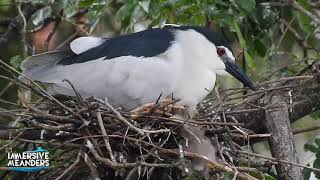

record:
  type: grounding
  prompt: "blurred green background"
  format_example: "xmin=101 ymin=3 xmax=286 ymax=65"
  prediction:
xmin=1 ymin=0 xmax=320 ymax=179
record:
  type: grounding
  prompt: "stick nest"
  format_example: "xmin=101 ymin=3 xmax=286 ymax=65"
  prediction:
xmin=0 ymin=60 xmax=271 ymax=179
xmin=1 ymin=90 xmax=272 ymax=180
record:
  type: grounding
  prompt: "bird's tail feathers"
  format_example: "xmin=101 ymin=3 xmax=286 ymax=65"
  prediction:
xmin=20 ymin=50 xmax=71 ymax=82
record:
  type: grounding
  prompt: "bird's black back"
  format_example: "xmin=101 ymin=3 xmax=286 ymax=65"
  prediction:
xmin=58 ymin=26 xmax=231 ymax=65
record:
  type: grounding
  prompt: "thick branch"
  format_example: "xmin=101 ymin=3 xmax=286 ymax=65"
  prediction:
xmin=264 ymin=97 xmax=302 ymax=180
xmin=230 ymin=61 xmax=320 ymax=134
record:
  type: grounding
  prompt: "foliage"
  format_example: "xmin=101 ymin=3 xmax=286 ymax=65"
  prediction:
xmin=11 ymin=0 xmax=318 ymax=81
xmin=304 ymin=139 xmax=320 ymax=179
xmin=1 ymin=0 xmax=320 ymax=179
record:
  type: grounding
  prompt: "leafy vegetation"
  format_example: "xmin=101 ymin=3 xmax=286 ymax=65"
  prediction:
xmin=1 ymin=0 xmax=320 ymax=179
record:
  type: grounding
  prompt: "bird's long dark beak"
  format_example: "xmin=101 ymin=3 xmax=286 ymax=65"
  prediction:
xmin=224 ymin=59 xmax=256 ymax=90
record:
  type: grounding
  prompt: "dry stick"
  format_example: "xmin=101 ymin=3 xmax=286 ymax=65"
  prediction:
xmin=235 ymin=150 xmax=320 ymax=173
xmin=0 ymin=132 xmax=23 ymax=150
xmin=292 ymin=124 xmax=320 ymax=134
xmin=86 ymin=138 xmax=177 ymax=169
xmin=96 ymin=109 xmax=116 ymax=162
xmin=94 ymin=97 xmax=144 ymax=135
xmin=147 ymin=116 xmax=242 ymax=126
xmin=29 ymin=120 xmax=74 ymax=131
xmin=81 ymin=152 xmax=100 ymax=180
xmin=159 ymin=149 xmax=258 ymax=180
xmin=95 ymin=98 xmax=170 ymax=135
xmin=17 ymin=138 xmax=81 ymax=148
xmin=0 ymin=82 xmax=13 ymax=97
xmin=77 ymin=135 xmax=254 ymax=179
xmin=0 ymin=60 xmax=87 ymax=123
xmin=55 ymin=151 xmax=81 ymax=180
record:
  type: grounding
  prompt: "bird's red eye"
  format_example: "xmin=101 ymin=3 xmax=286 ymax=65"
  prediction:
xmin=217 ymin=48 xmax=225 ymax=56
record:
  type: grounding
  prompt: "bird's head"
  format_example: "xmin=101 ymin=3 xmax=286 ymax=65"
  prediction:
xmin=166 ymin=25 xmax=255 ymax=90
xmin=215 ymin=46 xmax=256 ymax=90
xmin=180 ymin=26 xmax=256 ymax=90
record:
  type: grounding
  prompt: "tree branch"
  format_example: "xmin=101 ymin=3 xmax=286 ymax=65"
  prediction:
xmin=264 ymin=97 xmax=302 ymax=179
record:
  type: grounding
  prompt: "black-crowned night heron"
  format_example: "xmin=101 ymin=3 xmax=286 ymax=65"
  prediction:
xmin=21 ymin=25 xmax=255 ymax=112
xmin=21 ymin=25 xmax=256 ymax=173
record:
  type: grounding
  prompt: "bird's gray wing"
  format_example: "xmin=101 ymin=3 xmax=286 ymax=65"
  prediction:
xmin=21 ymin=51 xmax=178 ymax=109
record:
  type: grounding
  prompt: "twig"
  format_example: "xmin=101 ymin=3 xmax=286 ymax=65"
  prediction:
xmin=94 ymin=97 xmax=145 ymax=135
xmin=0 ymin=82 xmax=13 ymax=97
xmin=29 ymin=120 xmax=74 ymax=131
xmin=292 ymin=124 xmax=320 ymax=134
xmin=0 ymin=132 xmax=23 ymax=150
xmin=86 ymin=139 xmax=178 ymax=169
xmin=96 ymin=109 xmax=116 ymax=162
xmin=55 ymin=151 xmax=81 ymax=180
xmin=291 ymin=1 xmax=320 ymax=26
xmin=235 ymin=150 xmax=320 ymax=173
xmin=159 ymin=149 xmax=258 ymax=180
xmin=81 ymin=152 xmax=100 ymax=180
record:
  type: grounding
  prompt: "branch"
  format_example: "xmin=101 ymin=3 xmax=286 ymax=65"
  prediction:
xmin=264 ymin=97 xmax=302 ymax=179
xmin=222 ymin=60 xmax=320 ymax=134
xmin=0 ymin=3 xmax=43 ymax=47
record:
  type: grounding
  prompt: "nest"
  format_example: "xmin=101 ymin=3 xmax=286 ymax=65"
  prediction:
xmin=1 ymin=93 xmax=275 ymax=180
xmin=0 ymin=62 xmax=275 ymax=180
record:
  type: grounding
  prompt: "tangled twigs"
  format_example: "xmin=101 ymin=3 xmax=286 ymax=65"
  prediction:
xmin=1 ymin=60 xmax=320 ymax=179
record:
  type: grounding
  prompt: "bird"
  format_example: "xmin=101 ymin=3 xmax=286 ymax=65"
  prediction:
xmin=21 ymin=25 xmax=255 ymax=112
xmin=21 ymin=25 xmax=255 ymax=173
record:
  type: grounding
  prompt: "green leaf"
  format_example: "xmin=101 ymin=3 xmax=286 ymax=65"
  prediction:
xmin=254 ymin=39 xmax=267 ymax=57
xmin=302 ymin=164 xmax=312 ymax=180
xmin=87 ymin=0 xmax=107 ymax=33
xmin=10 ymin=55 xmax=23 ymax=70
xmin=61 ymin=0 xmax=80 ymax=18
xmin=304 ymin=143 xmax=318 ymax=153
xmin=138 ymin=1 xmax=150 ymax=13
xmin=233 ymin=21 xmax=246 ymax=48
xmin=298 ymin=12 xmax=315 ymax=33
xmin=311 ymin=111 xmax=320 ymax=119
xmin=236 ymin=0 xmax=256 ymax=13
xmin=316 ymin=138 xmax=320 ymax=147
xmin=313 ymin=159 xmax=320 ymax=178
xmin=234 ymin=21 xmax=256 ymax=69
xmin=316 ymin=151 xmax=320 ymax=160
xmin=245 ymin=51 xmax=256 ymax=69
xmin=183 ymin=175 xmax=197 ymax=180
xmin=116 ymin=1 xmax=137 ymax=22
xmin=31 ymin=6 xmax=52 ymax=26
xmin=79 ymin=0 xmax=95 ymax=8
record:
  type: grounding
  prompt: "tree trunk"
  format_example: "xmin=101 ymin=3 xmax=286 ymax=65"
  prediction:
xmin=264 ymin=96 xmax=302 ymax=180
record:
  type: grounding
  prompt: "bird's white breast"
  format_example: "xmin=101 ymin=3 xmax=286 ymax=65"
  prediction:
xmin=168 ymin=29 xmax=220 ymax=108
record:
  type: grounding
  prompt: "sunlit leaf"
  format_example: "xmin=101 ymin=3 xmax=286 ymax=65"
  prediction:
xmin=236 ymin=0 xmax=256 ymax=13
xmin=79 ymin=0 xmax=95 ymax=8
xmin=62 ymin=0 xmax=80 ymax=18
xmin=138 ymin=1 xmax=150 ymax=13
xmin=298 ymin=12 xmax=315 ymax=33
xmin=31 ymin=6 xmax=52 ymax=26
xmin=234 ymin=21 xmax=256 ymax=69
xmin=183 ymin=174 xmax=197 ymax=180
xmin=116 ymin=0 xmax=137 ymax=22
xmin=87 ymin=0 xmax=107 ymax=33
